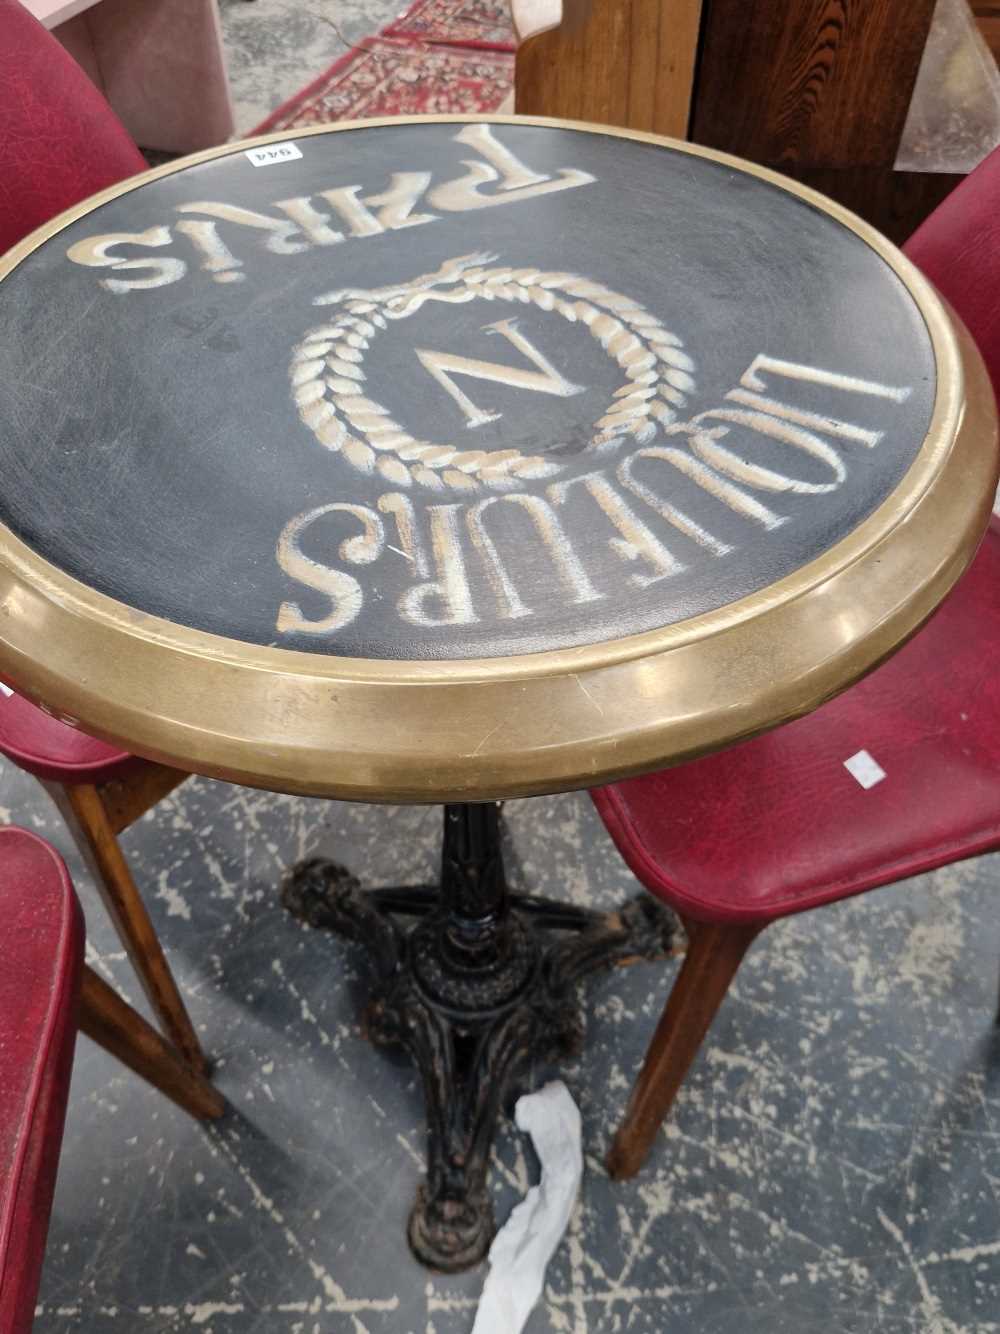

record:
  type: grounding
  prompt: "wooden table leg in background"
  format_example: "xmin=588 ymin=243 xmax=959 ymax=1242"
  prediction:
xmin=79 ymin=966 xmax=224 ymax=1120
xmin=515 ymin=0 xmax=705 ymax=141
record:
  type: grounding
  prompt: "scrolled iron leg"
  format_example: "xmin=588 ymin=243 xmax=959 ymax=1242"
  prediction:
xmin=280 ymin=807 xmax=681 ymax=1272
xmin=401 ymin=991 xmax=586 ymax=1270
xmin=547 ymin=893 xmax=679 ymax=992
xmin=407 ymin=1005 xmax=529 ymax=1271
xmin=281 ymin=857 xmax=401 ymax=981
xmin=357 ymin=975 xmax=495 ymax=1270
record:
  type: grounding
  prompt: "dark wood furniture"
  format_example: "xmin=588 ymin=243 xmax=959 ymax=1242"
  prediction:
xmin=515 ymin=0 xmax=967 ymax=243
xmin=975 ymin=2 xmax=1000 ymax=63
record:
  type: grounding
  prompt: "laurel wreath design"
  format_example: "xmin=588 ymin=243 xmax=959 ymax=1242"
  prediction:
xmin=290 ymin=252 xmax=695 ymax=493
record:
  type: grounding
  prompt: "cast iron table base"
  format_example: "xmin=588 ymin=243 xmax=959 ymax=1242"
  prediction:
xmin=281 ymin=802 xmax=677 ymax=1272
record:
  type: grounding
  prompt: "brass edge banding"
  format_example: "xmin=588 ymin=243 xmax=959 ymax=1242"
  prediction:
xmin=0 ymin=117 xmax=996 ymax=800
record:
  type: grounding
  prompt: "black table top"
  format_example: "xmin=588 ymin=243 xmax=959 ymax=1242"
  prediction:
xmin=0 ymin=119 xmax=935 ymax=661
xmin=0 ymin=117 xmax=992 ymax=801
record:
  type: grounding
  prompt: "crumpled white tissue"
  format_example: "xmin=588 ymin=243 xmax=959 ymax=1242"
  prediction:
xmin=471 ymin=1080 xmax=583 ymax=1334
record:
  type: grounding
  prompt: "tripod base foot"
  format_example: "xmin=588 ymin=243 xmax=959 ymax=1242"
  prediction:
xmin=280 ymin=812 xmax=677 ymax=1272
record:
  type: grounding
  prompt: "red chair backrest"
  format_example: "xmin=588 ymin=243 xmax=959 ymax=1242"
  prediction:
xmin=905 ymin=144 xmax=1000 ymax=401
xmin=0 ymin=829 xmax=83 ymax=1334
xmin=0 ymin=0 xmax=146 ymax=255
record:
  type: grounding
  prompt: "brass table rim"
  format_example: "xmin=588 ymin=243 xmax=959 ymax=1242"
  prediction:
xmin=0 ymin=115 xmax=996 ymax=800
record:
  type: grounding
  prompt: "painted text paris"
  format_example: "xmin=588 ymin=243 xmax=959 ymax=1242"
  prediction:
xmin=64 ymin=124 xmax=598 ymax=292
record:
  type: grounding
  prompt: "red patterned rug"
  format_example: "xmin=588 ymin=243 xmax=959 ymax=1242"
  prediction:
xmin=385 ymin=0 xmax=516 ymax=50
xmin=252 ymin=35 xmax=513 ymax=133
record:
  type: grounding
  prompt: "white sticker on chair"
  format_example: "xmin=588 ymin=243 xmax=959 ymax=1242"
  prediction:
xmin=0 ymin=682 xmax=12 ymax=697
xmin=844 ymin=749 xmax=887 ymax=789
xmin=244 ymin=141 xmax=303 ymax=167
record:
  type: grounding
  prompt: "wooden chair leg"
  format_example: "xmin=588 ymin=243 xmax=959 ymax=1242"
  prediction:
xmin=79 ymin=966 xmax=224 ymax=1120
xmin=607 ymin=915 xmax=762 ymax=1180
xmin=41 ymin=780 xmax=209 ymax=1075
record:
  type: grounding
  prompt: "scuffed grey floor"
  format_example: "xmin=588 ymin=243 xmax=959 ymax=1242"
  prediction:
xmin=8 ymin=750 xmax=1000 ymax=1333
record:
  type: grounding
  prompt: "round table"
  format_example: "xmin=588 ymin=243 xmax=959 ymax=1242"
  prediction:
xmin=0 ymin=116 xmax=995 ymax=1270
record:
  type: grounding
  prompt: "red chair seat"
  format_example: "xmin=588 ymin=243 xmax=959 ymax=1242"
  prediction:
xmin=592 ymin=518 xmax=1000 ymax=927
xmin=907 ymin=167 xmax=1000 ymax=402
xmin=0 ymin=690 xmax=134 ymax=785
xmin=593 ymin=142 xmax=1000 ymax=1179
xmin=0 ymin=829 xmax=83 ymax=1334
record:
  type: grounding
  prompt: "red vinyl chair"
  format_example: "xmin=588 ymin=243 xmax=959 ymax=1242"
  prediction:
xmin=0 ymin=0 xmax=203 ymax=1075
xmin=0 ymin=827 xmax=222 ymax=1334
xmin=0 ymin=0 xmax=146 ymax=253
xmin=591 ymin=142 xmax=1000 ymax=1181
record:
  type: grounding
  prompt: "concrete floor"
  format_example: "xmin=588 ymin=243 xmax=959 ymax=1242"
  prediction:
xmin=14 ymin=753 xmax=1000 ymax=1333
xmin=16 ymin=3 xmax=1000 ymax=1331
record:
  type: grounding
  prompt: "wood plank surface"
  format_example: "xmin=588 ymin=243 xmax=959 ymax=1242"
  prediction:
xmin=974 ymin=5 xmax=1000 ymax=63
xmin=691 ymin=0 xmax=939 ymax=168
xmin=98 ymin=762 xmax=190 ymax=836
xmin=515 ymin=0 xmax=704 ymax=139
